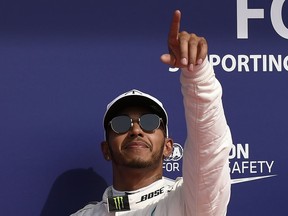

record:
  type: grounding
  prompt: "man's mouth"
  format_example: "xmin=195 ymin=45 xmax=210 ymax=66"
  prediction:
xmin=123 ymin=140 xmax=151 ymax=150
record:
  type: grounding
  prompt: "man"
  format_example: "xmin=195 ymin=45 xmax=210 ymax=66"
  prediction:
xmin=72 ymin=10 xmax=232 ymax=216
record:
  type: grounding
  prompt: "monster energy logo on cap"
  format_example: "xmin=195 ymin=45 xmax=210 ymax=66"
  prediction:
xmin=108 ymin=195 xmax=130 ymax=212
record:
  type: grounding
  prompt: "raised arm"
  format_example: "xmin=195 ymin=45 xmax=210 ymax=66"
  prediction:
xmin=161 ymin=10 xmax=232 ymax=216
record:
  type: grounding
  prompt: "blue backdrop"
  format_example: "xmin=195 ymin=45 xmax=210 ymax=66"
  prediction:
xmin=1 ymin=0 xmax=287 ymax=215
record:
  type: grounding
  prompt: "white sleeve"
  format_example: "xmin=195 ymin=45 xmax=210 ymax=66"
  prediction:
xmin=180 ymin=57 xmax=233 ymax=216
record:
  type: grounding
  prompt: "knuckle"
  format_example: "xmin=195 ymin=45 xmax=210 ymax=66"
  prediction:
xmin=179 ymin=31 xmax=188 ymax=35
xmin=199 ymin=37 xmax=207 ymax=44
xmin=190 ymin=33 xmax=197 ymax=38
xmin=188 ymin=38 xmax=198 ymax=46
xmin=178 ymin=31 xmax=190 ymax=40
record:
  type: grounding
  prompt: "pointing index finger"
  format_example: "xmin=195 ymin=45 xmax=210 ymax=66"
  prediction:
xmin=168 ymin=10 xmax=181 ymax=42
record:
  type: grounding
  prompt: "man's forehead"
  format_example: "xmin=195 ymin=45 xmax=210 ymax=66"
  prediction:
xmin=118 ymin=106 xmax=154 ymax=116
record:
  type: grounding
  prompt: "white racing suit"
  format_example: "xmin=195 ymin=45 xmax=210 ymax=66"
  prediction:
xmin=72 ymin=58 xmax=233 ymax=216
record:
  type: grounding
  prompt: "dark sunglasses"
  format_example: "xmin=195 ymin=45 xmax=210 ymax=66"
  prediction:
xmin=109 ymin=114 xmax=163 ymax=134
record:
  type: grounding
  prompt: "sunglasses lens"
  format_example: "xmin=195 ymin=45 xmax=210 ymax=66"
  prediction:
xmin=140 ymin=114 xmax=161 ymax=132
xmin=110 ymin=116 xmax=131 ymax=133
xmin=109 ymin=114 xmax=161 ymax=134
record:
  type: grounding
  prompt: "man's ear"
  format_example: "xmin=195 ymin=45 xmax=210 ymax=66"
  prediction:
xmin=163 ymin=138 xmax=174 ymax=158
xmin=101 ymin=141 xmax=111 ymax=161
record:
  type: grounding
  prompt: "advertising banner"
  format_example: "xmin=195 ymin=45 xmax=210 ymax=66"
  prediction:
xmin=0 ymin=0 xmax=287 ymax=215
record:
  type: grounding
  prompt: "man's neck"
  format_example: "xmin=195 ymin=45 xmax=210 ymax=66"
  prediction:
xmin=112 ymin=166 xmax=163 ymax=191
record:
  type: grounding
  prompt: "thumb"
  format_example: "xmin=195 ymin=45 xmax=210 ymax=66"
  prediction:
xmin=160 ymin=54 xmax=175 ymax=66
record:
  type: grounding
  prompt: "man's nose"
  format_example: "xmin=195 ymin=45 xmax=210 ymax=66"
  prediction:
xmin=128 ymin=121 xmax=144 ymax=137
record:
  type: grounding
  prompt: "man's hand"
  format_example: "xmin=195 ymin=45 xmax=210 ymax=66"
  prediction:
xmin=160 ymin=10 xmax=208 ymax=72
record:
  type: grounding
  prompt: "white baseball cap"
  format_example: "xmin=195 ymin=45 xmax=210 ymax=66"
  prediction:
xmin=103 ymin=89 xmax=169 ymax=136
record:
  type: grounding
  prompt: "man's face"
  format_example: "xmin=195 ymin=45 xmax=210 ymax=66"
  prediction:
xmin=103 ymin=106 xmax=171 ymax=169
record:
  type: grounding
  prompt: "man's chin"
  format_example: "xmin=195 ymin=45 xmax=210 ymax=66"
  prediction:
xmin=124 ymin=159 xmax=153 ymax=169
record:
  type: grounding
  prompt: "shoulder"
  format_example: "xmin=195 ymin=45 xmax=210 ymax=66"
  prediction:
xmin=71 ymin=186 xmax=112 ymax=215
xmin=70 ymin=201 xmax=105 ymax=216
xmin=163 ymin=176 xmax=183 ymax=192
